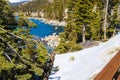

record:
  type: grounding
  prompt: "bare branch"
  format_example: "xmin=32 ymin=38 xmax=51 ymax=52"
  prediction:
xmin=0 ymin=37 xmax=21 ymax=58
xmin=4 ymin=53 xmax=12 ymax=63
xmin=0 ymin=28 xmax=23 ymax=40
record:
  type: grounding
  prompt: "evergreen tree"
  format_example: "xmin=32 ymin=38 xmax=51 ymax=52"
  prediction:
xmin=0 ymin=0 xmax=48 ymax=79
xmin=107 ymin=0 xmax=120 ymax=37
xmin=65 ymin=0 xmax=95 ymax=43
xmin=0 ymin=0 xmax=16 ymax=26
xmin=89 ymin=0 xmax=102 ymax=40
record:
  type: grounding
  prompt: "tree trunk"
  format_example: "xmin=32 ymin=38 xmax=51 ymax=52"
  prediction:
xmin=117 ymin=3 xmax=120 ymax=20
xmin=112 ymin=29 xmax=116 ymax=37
xmin=82 ymin=24 xmax=86 ymax=43
xmin=37 ymin=10 xmax=40 ymax=17
xmin=103 ymin=0 xmax=109 ymax=40
xmin=42 ymin=52 xmax=55 ymax=80
xmin=92 ymin=4 xmax=97 ymax=12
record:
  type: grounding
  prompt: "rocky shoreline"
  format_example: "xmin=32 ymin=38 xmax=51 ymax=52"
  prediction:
xmin=29 ymin=17 xmax=67 ymax=26
xmin=29 ymin=17 xmax=63 ymax=47
xmin=41 ymin=33 xmax=61 ymax=48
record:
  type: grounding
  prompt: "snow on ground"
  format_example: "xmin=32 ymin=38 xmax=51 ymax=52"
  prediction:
xmin=49 ymin=33 xmax=120 ymax=80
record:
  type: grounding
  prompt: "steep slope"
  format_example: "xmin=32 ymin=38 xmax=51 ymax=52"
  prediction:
xmin=49 ymin=33 xmax=120 ymax=80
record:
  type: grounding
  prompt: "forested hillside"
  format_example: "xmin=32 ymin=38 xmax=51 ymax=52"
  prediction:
xmin=55 ymin=0 xmax=120 ymax=53
xmin=11 ymin=0 xmax=68 ymax=21
xmin=0 ymin=0 xmax=49 ymax=79
xmin=12 ymin=0 xmax=120 ymax=54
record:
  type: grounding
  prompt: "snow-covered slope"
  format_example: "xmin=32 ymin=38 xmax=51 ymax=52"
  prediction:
xmin=49 ymin=33 xmax=120 ymax=80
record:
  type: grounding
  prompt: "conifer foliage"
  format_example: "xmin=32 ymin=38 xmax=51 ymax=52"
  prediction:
xmin=56 ymin=0 xmax=120 ymax=53
xmin=0 ymin=0 xmax=48 ymax=79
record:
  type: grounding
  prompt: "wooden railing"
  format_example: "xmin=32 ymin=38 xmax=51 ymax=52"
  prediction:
xmin=94 ymin=51 xmax=120 ymax=80
xmin=112 ymin=67 xmax=120 ymax=80
xmin=117 ymin=75 xmax=120 ymax=80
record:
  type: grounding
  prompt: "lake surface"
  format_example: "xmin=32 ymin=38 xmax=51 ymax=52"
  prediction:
xmin=30 ymin=18 xmax=64 ymax=53
xmin=30 ymin=18 xmax=64 ymax=38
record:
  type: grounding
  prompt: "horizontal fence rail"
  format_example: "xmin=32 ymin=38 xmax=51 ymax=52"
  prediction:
xmin=94 ymin=51 xmax=120 ymax=80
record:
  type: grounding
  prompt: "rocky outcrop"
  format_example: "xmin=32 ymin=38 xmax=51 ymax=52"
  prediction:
xmin=82 ymin=41 xmax=100 ymax=48
xmin=41 ymin=33 xmax=61 ymax=47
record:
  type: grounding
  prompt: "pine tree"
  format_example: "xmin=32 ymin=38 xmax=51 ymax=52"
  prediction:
xmin=65 ymin=0 xmax=95 ymax=43
xmin=56 ymin=0 xmax=103 ymax=53
xmin=89 ymin=0 xmax=102 ymax=40
xmin=107 ymin=0 xmax=120 ymax=37
xmin=0 ymin=0 xmax=48 ymax=79
xmin=0 ymin=0 xmax=16 ymax=26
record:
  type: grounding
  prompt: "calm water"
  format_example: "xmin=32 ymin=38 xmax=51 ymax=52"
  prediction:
xmin=30 ymin=18 xmax=64 ymax=53
xmin=30 ymin=18 xmax=64 ymax=38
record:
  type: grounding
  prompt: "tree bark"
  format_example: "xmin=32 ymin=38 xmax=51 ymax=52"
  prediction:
xmin=92 ymin=4 xmax=97 ymax=12
xmin=117 ymin=3 xmax=120 ymax=20
xmin=82 ymin=24 xmax=86 ymax=43
xmin=42 ymin=52 xmax=55 ymax=80
xmin=103 ymin=0 xmax=109 ymax=40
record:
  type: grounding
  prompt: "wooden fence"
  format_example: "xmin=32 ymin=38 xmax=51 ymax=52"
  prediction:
xmin=94 ymin=51 xmax=120 ymax=80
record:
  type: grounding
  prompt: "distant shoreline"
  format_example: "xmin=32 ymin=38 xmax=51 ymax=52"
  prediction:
xmin=29 ymin=17 xmax=67 ymax=26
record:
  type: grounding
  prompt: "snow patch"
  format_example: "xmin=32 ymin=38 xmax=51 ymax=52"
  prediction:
xmin=49 ymin=33 xmax=120 ymax=80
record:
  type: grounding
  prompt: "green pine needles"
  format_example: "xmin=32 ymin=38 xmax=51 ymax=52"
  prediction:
xmin=0 ymin=0 xmax=48 ymax=79
xmin=55 ymin=0 xmax=120 ymax=53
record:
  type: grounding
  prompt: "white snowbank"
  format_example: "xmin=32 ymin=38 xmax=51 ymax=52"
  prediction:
xmin=49 ymin=33 xmax=120 ymax=80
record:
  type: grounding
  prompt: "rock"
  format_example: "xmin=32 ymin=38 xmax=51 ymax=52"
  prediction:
xmin=82 ymin=41 xmax=100 ymax=48
xmin=41 ymin=34 xmax=61 ymax=47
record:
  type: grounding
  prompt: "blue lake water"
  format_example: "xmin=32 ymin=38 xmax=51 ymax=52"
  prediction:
xmin=30 ymin=18 xmax=64 ymax=53
xmin=30 ymin=18 xmax=64 ymax=38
